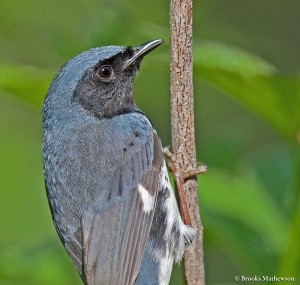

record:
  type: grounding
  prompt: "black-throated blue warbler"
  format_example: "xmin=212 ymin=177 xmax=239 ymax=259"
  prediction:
xmin=42 ymin=39 xmax=195 ymax=285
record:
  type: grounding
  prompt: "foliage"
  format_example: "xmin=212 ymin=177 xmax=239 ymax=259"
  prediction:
xmin=0 ymin=0 xmax=299 ymax=284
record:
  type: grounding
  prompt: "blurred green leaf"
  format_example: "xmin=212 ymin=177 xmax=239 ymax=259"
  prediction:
xmin=0 ymin=241 xmax=81 ymax=285
xmin=193 ymin=42 xmax=300 ymax=142
xmin=200 ymin=168 xmax=289 ymax=273
xmin=0 ymin=61 xmax=52 ymax=107
xmin=194 ymin=41 xmax=276 ymax=77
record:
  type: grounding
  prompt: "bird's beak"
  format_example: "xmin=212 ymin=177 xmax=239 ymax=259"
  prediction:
xmin=123 ymin=38 xmax=164 ymax=70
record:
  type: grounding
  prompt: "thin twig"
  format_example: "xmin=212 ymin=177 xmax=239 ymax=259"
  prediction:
xmin=170 ymin=0 xmax=206 ymax=284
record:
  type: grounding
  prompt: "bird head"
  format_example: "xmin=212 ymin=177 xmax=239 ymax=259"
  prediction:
xmin=43 ymin=39 xmax=163 ymax=120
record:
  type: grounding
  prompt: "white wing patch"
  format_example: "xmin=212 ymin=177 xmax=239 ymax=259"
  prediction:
xmin=138 ymin=184 xmax=155 ymax=213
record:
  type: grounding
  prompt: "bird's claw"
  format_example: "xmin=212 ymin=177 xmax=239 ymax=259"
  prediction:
xmin=163 ymin=146 xmax=207 ymax=226
xmin=163 ymin=146 xmax=207 ymax=180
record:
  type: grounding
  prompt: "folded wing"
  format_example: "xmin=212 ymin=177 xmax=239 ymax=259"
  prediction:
xmin=62 ymin=117 xmax=163 ymax=285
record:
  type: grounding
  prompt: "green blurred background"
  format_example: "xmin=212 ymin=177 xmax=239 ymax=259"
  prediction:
xmin=0 ymin=0 xmax=299 ymax=284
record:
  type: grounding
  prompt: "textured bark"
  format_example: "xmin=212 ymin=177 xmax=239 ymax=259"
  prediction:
xmin=170 ymin=0 xmax=205 ymax=284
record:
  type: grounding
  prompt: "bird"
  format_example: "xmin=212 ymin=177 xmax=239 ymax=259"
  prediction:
xmin=42 ymin=39 xmax=195 ymax=285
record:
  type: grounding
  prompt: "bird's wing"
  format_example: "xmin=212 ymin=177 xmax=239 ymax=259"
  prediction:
xmin=63 ymin=117 xmax=163 ymax=285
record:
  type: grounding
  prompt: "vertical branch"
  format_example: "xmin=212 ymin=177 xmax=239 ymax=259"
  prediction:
xmin=170 ymin=0 xmax=205 ymax=285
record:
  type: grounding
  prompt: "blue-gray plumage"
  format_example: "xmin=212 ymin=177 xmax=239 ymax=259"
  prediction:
xmin=42 ymin=39 xmax=195 ymax=285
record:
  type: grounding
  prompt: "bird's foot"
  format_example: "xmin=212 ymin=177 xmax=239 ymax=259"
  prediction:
xmin=163 ymin=146 xmax=207 ymax=226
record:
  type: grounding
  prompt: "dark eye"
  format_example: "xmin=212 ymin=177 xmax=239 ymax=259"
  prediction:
xmin=96 ymin=65 xmax=113 ymax=79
